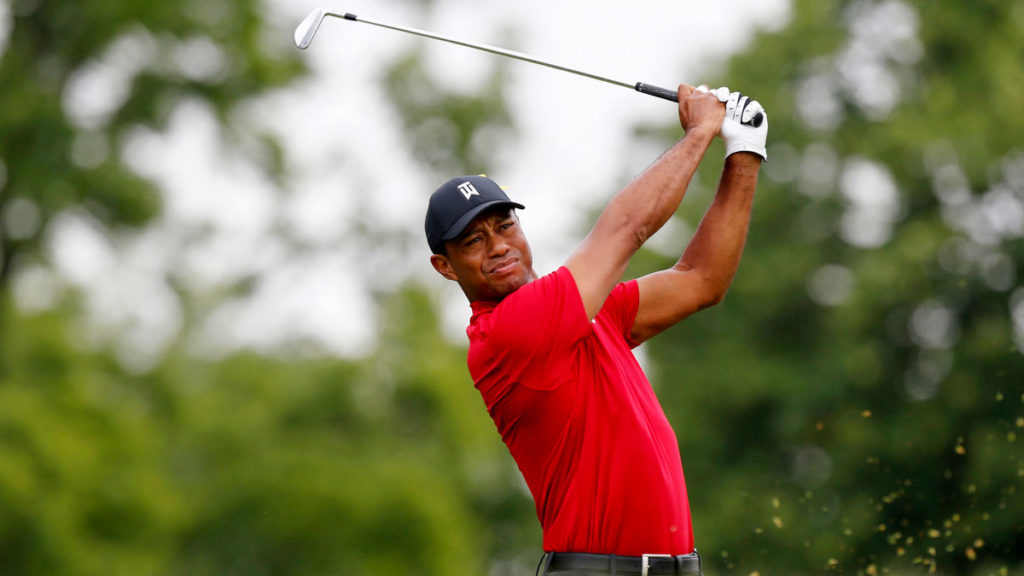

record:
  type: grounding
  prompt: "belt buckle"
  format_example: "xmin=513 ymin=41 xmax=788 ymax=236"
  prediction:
xmin=641 ymin=553 xmax=672 ymax=576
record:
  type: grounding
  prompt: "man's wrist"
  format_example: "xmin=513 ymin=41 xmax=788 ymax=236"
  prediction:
xmin=725 ymin=144 xmax=767 ymax=162
xmin=725 ymin=151 xmax=763 ymax=171
xmin=683 ymin=124 xmax=717 ymax=144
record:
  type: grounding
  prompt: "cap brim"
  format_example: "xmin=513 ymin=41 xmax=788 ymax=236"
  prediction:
xmin=440 ymin=200 xmax=525 ymax=243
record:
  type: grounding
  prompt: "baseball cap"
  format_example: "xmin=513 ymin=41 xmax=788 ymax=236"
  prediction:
xmin=425 ymin=175 xmax=525 ymax=254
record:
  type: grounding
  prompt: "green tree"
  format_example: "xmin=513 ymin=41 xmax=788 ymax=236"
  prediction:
xmin=0 ymin=295 xmax=500 ymax=575
xmin=1 ymin=1 xmax=529 ymax=573
xmin=7 ymin=0 xmax=1022 ymax=575
xmin=627 ymin=0 xmax=1024 ymax=574
xmin=0 ymin=0 xmax=303 ymax=350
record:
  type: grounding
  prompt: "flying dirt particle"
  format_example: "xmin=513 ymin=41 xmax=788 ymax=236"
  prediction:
xmin=862 ymin=410 xmax=872 ymax=418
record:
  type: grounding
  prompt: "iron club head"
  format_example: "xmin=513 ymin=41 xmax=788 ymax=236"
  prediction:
xmin=294 ymin=8 xmax=327 ymax=49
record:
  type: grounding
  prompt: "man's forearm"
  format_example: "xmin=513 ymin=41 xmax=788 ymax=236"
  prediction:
xmin=676 ymin=153 xmax=761 ymax=293
xmin=565 ymin=84 xmax=727 ymax=320
xmin=598 ymin=126 xmax=717 ymax=249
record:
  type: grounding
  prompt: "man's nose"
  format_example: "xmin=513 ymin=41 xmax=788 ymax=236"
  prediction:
xmin=486 ymin=232 xmax=510 ymax=256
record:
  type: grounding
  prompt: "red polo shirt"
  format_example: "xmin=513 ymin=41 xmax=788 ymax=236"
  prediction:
xmin=467 ymin=266 xmax=693 ymax=556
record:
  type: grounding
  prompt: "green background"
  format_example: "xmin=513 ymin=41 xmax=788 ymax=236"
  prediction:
xmin=2 ymin=0 xmax=1022 ymax=574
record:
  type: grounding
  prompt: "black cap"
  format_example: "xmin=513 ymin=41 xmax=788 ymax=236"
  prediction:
xmin=425 ymin=175 xmax=525 ymax=254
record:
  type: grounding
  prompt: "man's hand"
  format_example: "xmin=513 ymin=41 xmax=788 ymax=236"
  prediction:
xmin=677 ymin=84 xmax=726 ymax=136
xmin=719 ymin=92 xmax=768 ymax=161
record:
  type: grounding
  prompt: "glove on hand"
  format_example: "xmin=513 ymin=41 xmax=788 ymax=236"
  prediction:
xmin=695 ymin=85 xmax=731 ymax=103
xmin=719 ymin=91 xmax=767 ymax=161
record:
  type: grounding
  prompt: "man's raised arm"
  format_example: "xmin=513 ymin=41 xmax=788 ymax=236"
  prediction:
xmin=631 ymin=92 xmax=768 ymax=344
xmin=565 ymin=84 xmax=726 ymax=320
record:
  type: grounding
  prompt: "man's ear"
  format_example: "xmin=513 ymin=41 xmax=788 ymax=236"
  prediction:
xmin=430 ymin=254 xmax=458 ymax=281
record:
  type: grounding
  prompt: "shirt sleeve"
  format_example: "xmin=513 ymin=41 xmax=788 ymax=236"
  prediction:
xmin=599 ymin=278 xmax=642 ymax=349
xmin=482 ymin=267 xmax=590 ymax=390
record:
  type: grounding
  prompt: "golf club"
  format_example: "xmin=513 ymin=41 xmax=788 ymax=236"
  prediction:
xmin=294 ymin=8 xmax=763 ymax=127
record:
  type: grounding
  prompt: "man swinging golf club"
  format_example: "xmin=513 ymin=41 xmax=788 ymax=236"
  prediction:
xmin=426 ymin=84 xmax=767 ymax=576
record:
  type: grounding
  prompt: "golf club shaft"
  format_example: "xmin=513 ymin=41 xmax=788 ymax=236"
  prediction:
xmin=314 ymin=10 xmax=681 ymax=103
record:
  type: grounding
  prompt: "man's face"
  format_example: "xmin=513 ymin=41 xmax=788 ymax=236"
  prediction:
xmin=430 ymin=207 xmax=537 ymax=303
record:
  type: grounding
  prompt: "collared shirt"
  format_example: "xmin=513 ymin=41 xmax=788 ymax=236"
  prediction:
xmin=467 ymin=266 xmax=693 ymax=556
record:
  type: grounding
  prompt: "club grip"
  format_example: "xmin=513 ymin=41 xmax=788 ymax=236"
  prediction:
xmin=634 ymin=82 xmax=678 ymax=102
xmin=635 ymin=82 xmax=764 ymax=127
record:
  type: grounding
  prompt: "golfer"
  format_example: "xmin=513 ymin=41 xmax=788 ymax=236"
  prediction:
xmin=425 ymin=84 xmax=767 ymax=576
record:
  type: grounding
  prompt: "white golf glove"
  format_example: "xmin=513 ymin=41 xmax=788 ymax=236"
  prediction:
xmin=719 ymin=91 xmax=768 ymax=161
xmin=695 ymin=85 xmax=731 ymax=103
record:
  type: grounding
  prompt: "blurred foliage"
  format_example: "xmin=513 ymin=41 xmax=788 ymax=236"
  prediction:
xmin=0 ymin=0 xmax=303 ymax=296
xmin=3 ymin=0 xmax=1024 ymax=575
xmin=628 ymin=0 xmax=1024 ymax=574
xmin=1 ymin=289 xmax=533 ymax=575
xmin=383 ymin=49 xmax=515 ymax=178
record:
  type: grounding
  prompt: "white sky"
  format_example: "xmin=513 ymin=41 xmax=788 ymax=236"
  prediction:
xmin=18 ymin=0 xmax=792 ymax=368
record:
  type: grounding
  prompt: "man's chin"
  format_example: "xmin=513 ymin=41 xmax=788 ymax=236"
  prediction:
xmin=490 ymin=272 xmax=533 ymax=300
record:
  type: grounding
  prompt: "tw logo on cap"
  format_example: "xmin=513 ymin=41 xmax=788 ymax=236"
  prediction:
xmin=456 ymin=181 xmax=479 ymax=200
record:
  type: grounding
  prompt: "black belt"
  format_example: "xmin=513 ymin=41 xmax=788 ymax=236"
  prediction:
xmin=539 ymin=551 xmax=701 ymax=575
